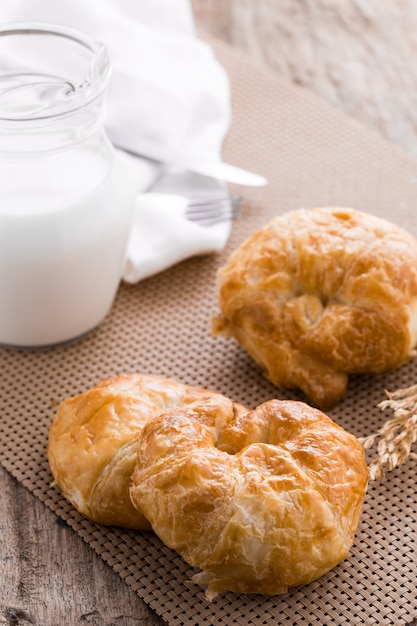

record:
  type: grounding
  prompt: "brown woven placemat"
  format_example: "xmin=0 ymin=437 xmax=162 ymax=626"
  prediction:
xmin=1 ymin=33 xmax=417 ymax=626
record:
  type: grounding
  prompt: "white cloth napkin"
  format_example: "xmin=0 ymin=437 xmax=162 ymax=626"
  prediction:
xmin=2 ymin=0 xmax=233 ymax=282
xmin=123 ymin=165 xmax=232 ymax=283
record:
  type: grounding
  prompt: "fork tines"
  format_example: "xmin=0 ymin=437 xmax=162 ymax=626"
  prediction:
xmin=185 ymin=194 xmax=243 ymax=226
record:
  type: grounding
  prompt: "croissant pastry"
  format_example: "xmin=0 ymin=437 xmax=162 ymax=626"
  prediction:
xmin=212 ymin=207 xmax=417 ymax=409
xmin=130 ymin=399 xmax=368 ymax=599
xmin=48 ymin=373 xmax=248 ymax=529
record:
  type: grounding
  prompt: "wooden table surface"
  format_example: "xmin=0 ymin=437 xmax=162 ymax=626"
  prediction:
xmin=2 ymin=2 xmax=417 ymax=625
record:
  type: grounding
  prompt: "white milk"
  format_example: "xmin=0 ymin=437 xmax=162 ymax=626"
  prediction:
xmin=0 ymin=147 xmax=138 ymax=347
xmin=0 ymin=23 xmax=140 ymax=347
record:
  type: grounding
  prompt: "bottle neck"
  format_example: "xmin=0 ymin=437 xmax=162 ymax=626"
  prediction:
xmin=0 ymin=94 xmax=107 ymax=155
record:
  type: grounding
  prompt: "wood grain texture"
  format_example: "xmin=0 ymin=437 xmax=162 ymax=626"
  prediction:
xmin=0 ymin=467 xmax=164 ymax=626
xmin=192 ymin=0 xmax=417 ymax=158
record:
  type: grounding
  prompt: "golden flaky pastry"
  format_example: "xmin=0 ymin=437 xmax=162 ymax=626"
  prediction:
xmin=212 ymin=207 xmax=417 ymax=409
xmin=130 ymin=400 xmax=368 ymax=599
xmin=48 ymin=373 xmax=248 ymax=529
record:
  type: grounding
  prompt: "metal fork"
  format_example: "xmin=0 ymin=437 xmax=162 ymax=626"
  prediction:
xmin=185 ymin=194 xmax=243 ymax=226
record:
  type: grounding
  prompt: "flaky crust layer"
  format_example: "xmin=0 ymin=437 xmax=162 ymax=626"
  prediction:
xmin=48 ymin=373 xmax=247 ymax=529
xmin=212 ymin=207 xmax=417 ymax=409
xmin=130 ymin=400 xmax=368 ymax=599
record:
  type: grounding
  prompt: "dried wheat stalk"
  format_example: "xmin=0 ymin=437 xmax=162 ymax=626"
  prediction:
xmin=360 ymin=384 xmax=417 ymax=481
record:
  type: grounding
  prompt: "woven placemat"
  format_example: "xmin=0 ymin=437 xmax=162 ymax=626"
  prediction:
xmin=1 ymin=33 xmax=417 ymax=626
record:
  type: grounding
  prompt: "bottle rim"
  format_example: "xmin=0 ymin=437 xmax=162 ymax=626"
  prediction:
xmin=0 ymin=21 xmax=111 ymax=122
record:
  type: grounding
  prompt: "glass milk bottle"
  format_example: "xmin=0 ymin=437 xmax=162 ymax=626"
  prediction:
xmin=0 ymin=22 xmax=138 ymax=348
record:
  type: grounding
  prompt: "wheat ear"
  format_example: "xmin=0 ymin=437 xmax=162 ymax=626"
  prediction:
xmin=360 ymin=384 xmax=417 ymax=480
